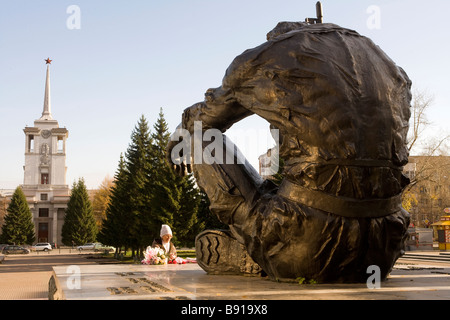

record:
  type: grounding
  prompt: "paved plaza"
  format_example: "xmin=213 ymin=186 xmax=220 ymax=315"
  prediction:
xmin=0 ymin=251 xmax=113 ymax=300
xmin=2 ymin=251 xmax=450 ymax=300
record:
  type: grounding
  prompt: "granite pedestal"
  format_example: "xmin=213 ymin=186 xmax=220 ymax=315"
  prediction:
xmin=49 ymin=257 xmax=450 ymax=300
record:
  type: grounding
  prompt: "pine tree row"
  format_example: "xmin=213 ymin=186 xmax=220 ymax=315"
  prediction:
xmin=97 ymin=109 xmax=210 ymax=257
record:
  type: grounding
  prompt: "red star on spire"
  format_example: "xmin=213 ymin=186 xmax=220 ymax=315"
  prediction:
xmin=45 ymin=58 xmax=52 ymax=64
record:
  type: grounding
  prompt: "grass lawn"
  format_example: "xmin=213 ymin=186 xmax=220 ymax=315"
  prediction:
xmin=177 ymin=250 xmax=196 ymax=259
xmin=102 ymin=249 xmax=196 ymax=264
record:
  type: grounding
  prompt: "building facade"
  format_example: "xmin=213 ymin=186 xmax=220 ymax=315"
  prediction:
xmin=21 ymin=61 xmax=69 ymax=245
xmin=403 ymin=155 xmax=450 ymax=228
xmin=258 ymin=147 xmax=278 ymax=179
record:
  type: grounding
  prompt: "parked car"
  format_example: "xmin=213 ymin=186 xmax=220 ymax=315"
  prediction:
xmin=0 ymin=244 xmax=9 ymax=251
xmin=77 ymin=243 xmax=99 ymax=251
xmin=32 ymin=243 xmax=53 ymax=252
xmin=2 ymin=245 xmax=30 ymax=254
xmin=77 ymin=243 xmax=114 ymax=252
xmin=96 ymin=244 xmax=115 ymax=252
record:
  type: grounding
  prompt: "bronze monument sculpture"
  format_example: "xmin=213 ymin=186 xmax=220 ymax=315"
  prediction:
xmin=168 ymin=2 xmax=411 ymax=283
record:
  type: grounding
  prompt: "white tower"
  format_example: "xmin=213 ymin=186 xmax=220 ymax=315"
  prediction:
xmin=22 ymin=59 xmax=69 ymax=245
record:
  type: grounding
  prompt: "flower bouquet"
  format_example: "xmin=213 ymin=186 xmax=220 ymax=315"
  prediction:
xmin=168 ymin=257 xmax=197 ymax=264
xmin=141 ymin=246 xmax=167 ymax=265
xmin=168 ymin=256 xmax=186 ymax=264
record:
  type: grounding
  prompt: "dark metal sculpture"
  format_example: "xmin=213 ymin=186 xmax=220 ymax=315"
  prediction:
xmin=168 ymin=6 xmax=411 ymax=283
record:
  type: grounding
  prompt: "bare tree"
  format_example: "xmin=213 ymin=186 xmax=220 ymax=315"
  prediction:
xmin=403 ymin=88 xmax=450 ymax=226
xmin=407 ymin=88 xmax=434 ymax=154
xmin=406 ymin=88 xmax=449 ymax=189
xmin=407 ymin=87 xmax=449 ymax=156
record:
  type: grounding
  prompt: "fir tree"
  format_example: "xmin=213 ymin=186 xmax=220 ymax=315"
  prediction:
xmin=148 ymin=108 xmax=180 ymax=242
xmin=0 ymin=187 xmax=35 ymax=245
xmin=125 ymin=115 xmax=152 ymax=203
xmin=61 ymin=178 xmax=98 ymax=245
xmin=174 ymin=173 xmax=201 ymax=247
xmin=98 ymin=154 xmax=131 ymax=252
xmin=148 ymin=108 xmax=206 ymax=247
xmin=124 ymin=115 xmax=154 ymax=254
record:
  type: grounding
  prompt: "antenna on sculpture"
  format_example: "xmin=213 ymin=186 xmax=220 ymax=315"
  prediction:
xmin=305 ymin=1 xmax=323 ymax=24
xmin=316 ymin=1 xmax=323 ymax=23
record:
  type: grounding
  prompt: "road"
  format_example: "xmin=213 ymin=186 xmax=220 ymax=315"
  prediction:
xmin=0 ymin=251 xmax=116 ymax=300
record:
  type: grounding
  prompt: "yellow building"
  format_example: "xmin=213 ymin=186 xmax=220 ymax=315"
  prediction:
xmin=431 ymin=215 xmax=450 ymax=250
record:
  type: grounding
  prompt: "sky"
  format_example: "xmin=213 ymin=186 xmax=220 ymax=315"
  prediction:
xmin=0 ymin=0 xmax=449 ymax=190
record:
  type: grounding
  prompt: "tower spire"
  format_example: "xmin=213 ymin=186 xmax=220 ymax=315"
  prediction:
xmin=40 ymin=58 xmax=53 ymax=120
